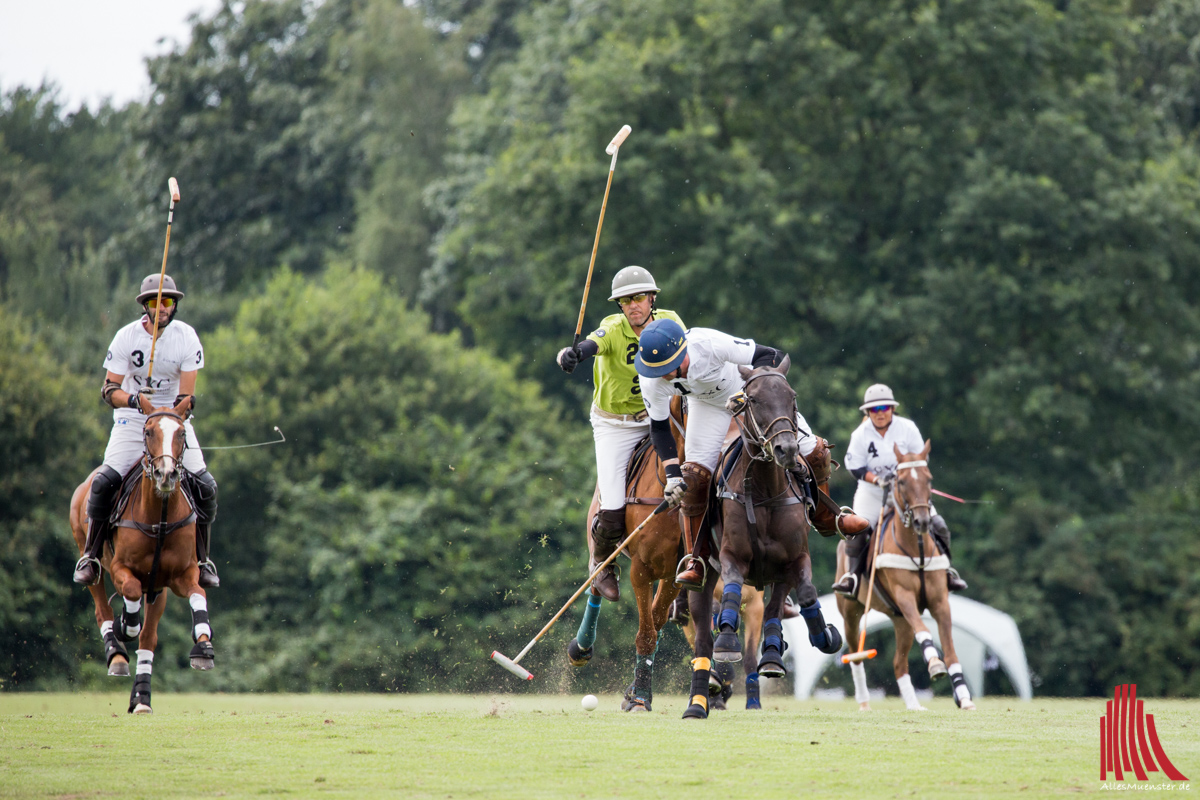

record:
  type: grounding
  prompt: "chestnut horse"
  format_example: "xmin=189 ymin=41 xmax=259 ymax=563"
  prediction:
xmin=69 ymin=395 xmax=214 ymax=714
xmin=835 ymin=443 xmax=975 ymax=711
xmin=567 ymin=396 xmax=686 ymax=712
xmin=683 ymin=360 xmax=843 ymax=720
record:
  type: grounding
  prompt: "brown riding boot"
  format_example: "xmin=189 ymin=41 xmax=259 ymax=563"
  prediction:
xmin=802 ymin=438 xmax=871 ymax=537
xmin=674 ymin=462 xmax=712 ymax=591
xmin=590 ymin=508 xmax=626 ymax=602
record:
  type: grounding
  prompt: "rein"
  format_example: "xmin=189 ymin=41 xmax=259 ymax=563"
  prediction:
xmin=732 ymin=372 xmax=799 ymax=462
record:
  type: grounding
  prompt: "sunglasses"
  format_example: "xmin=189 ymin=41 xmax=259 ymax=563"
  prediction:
xmin=617 ymin=293 xmax=650 ymax=307
xmin=867 ymin=405 xmax=893 ymax=414
xmin=145 ymin=297 xmax=176 ymax=310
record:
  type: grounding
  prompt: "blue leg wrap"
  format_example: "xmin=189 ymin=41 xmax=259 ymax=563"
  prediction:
xmin=718 ymin=583 xmax=742 ymax=632
xmin=800 ymin=601 xmax=829 ymax=648
xmin=746 ymin=672 xmax=761 ymax=709
xmin=575 ymin=596 xmax=602 ymax=650
xmin=762 ymin=618 xmax=786 ymax=653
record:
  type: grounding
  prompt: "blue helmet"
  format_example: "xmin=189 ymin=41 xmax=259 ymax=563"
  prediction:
xmin=636 ymin=319 xmax=688 ymax=378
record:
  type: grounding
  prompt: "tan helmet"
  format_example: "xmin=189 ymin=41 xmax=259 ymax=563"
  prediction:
xmin=608 ymin=266 xmax=660 ymax=300
xmin=136 ymin=273 xmax=185 ymax=304
xmin=860 ymin=383 xmax=899 ymax=411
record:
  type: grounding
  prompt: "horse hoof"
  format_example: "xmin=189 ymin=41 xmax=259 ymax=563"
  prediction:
xmin=713 ymin=631 xmax=741 ymax=661
xmin=758 ymin=660 xmax=786 ymax=679
xmin=108 ymin=660 xmax=130 ymax=677
xmin=928 ymin=658 xmax=947 ymax=679
xmin=627 ymin=702 xmax=650 ymax=713
xmin=566 ymin=638 xmax=593 ymax=667
xmin=682 ymin=704 xmax=708 ymax=720
xmin=960 ymin=700 xmax=977 ymax=711
xmin=132 ymin=704 xmax=153 ymax=715
xmin=712 ymin=649 xmax=743 ymax=663
xmin=858 ymin=703 xmax=871 ymax=711
xmin=746 ymin=699 xmax=762 ymax=710
xmin=190 ymin=657 xmax=214 ymax=671
xmin=816 ymin=624 xmax=843 ymax=655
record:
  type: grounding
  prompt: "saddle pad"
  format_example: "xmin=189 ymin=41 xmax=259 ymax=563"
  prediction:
xmin=873 ymin=553 xmax=949 ymax=571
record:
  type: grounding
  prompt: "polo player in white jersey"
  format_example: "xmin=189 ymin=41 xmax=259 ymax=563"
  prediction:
xmin=73 ymin=274 xmax=220 ymax=588
xmin=555 ymin=266 xmax=685 ymax=601
xmin=833 ymin=383 xmax=968 ymax=596
xmin=634 ymin=319 xmax=869 ymax=590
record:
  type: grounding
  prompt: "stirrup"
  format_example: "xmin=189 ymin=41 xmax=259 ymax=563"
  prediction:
xmin=832 ymin=573 xmax=859 ymax=598
xmin=674 ymin=554 xmax=707 ymax=591
xmin=73 ymin=556 xmax=102 ymax=586
xmin=198 ymin=559 xmax=220 ymax=588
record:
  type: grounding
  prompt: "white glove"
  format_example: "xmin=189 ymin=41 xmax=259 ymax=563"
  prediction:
xmin=664 ymin=476 xmax=687 ymax=507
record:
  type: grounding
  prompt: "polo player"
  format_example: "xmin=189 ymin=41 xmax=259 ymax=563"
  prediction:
xmin=73 ymin=274 xmax=220 ymax=588
xmin=634 ymin=320 xmax=870 ymax=590
xmin=555 ymin=266 xmax=686 ymax=601
xmin=833 ymin=383 xmax=968 ymax=596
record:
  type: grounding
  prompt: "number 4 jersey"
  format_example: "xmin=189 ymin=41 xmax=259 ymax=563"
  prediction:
xmin=587 ymin=309 xmax=685 ymax=416
xmin=103 ymin=316 xmax=204 ymax=423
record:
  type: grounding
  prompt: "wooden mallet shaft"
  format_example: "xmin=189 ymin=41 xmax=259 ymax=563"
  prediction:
xmin=146 ymin=177 xmax=181 ymax=385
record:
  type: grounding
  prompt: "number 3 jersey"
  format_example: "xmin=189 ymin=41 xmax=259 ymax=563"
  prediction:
xmin=587 ymin=309 xmax=685 ymax=415
xmin=103 ymin=316 xmax=204 ymax=423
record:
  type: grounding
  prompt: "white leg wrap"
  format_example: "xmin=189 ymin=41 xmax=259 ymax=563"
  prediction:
xmin=100 ymin=620 xmax=114 ymax=636
xmin=850 ymin=661 xmax=870 ymax=704
xmin=897 ymin=673 xmax=924 ymax=710
xmin=136 ymin=649 xmax=154 ymax=675
xmin=189 ymin=593 xmax=211 ymax=639
xmin=124 ymin=597 xmax=142 ymax=614
xmin=948 ymin=662 xmax=972 ymax=704
xmin=914 ymin=630 xmax=932 ymax=644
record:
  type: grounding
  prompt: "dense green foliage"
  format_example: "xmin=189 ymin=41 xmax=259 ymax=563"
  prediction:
xmin=0 ymin=0 xmax=1198 ymax=695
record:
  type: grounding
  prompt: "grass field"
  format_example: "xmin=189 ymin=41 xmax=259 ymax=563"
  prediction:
xmin=1 ymin=693 xmax=1196 ymax=798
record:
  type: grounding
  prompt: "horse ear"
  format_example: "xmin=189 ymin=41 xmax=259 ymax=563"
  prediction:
xmin=922 ymin=439 xmax=931 ymax=458
xmin=776 ymin=354 xmax=790 ymax=375
xmin=739 ymin=365 xmax=754 ymax=380
xmin=173 ymin=395 xmax=193 ymax=420
xmin=137 ymin=393 xmax=154 ymax=416
xmin=893 ymin=443 xmax=904 ymax=461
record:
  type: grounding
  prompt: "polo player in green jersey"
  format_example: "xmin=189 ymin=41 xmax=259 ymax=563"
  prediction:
xmin=556 ymin=266 xmax=685 ymax=601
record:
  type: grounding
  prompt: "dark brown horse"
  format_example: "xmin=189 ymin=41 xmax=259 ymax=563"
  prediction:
xmin=683 ymin=359 xmax=842 ymax=720
xmin=836 ymin=443 xmax=976 ymax=711
xmin=69 ymin=395 xmax=214 ymax=714
xmin=567 ymin=396 xmax=686 ymax=712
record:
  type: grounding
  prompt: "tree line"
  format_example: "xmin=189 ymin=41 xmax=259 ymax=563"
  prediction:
xmin=1 ymin=0 xmax=1198 ymax=696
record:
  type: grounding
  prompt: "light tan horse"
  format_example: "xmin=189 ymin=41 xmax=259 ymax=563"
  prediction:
xmin=69 ymin=395 xmax=214 ymax=714
xmin=835 ymin=442 xmax=975 ymax=711
xmin=567 ymin=396 xmax=687 ymax=712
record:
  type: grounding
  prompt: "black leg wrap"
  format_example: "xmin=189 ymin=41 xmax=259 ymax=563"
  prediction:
xmin=128 ymin=673 xmax=152 ymax=713
xmin=800 ymin=601 xmax=843 ymax=654
xmin=713 ymin=586 xmax=743 ymax=662
xmin=110 ymin=593 xmax=142 ymax=643
xmin=103 ymin=631 xmax=128 ymax=673
xmin=950 ymin=669 xmax=969 ymax=708
xmin=566 ymin=638 xmax=593 ymax=666
xmin=758 ymin=618 xmax=789 ymax=678
xmin=682 ymin=661 xmax=710 ymax=720
xmin=745 ymin=673 xmax=762 ymax=710
xmin=623 ymin=653 xmax=654 ymax=711
xmin=191 ymin=608 xmax=210 ymax=643
xmin=189 ymin=639 xmax=215 ymax=670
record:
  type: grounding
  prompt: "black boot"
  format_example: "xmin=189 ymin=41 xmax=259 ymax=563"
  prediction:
xmin=590 ymin=508 xmax=625 ymax=602
xmin=930 ymin=514 xmax=967 ymax=592
xmin=74 ymin=466 xmax=122 ymax=585
xmin=190 ymin=470 xmax=220 ymax=588
xmin=832 ymin=526 xmax=870 ymax=597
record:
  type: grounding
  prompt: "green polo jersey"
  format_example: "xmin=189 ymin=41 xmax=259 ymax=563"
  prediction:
xmin=587 ymin=309 xmax=686 ymax=415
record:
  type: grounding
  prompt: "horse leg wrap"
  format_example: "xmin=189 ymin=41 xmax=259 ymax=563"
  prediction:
xmin=128 ymin=650 xmax=153 ymax=713
xmin=710 ymin=661 xmax=734 ymax=709
xmin=717 ymin=583 xmax=742 ymax=632
xmin=189 ymin=593 xmax=212 ymax=642
xmin=850 ymin=661 xmax=870 ymax=704
xmin=624 ymin=652 xmax=655 ymax=711
xmin=800 ymin=600 xmax=843 ymax=654
xmin=682 ymin=658 xmax=710 ymax=720
xmin=758 ymin=618 xmax=789 ymax=678
xmin=897 ymin=673 xmax=924 ymax=711
xmin=568 ymin=596 xmax=601 ymax=665
xmin=745 ymin=672 xmax=762 ymax=710
xmin=118 ymin=596 xmax=142 ymax=640
xmin=948 ymin=663 xmax=972 ymax=708
xmin=99 ymin=621 xmax=128 ymax=673
xmin=915 ymin=630 xmax=946 ymax=678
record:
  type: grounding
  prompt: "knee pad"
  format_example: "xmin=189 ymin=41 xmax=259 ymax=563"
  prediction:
xmin=190 ymin=469 xmax=219 ymax=523
xmin=87 ymin=466 xmax=123 ymax=519
xmin=592 ymin=508 xmax=626 ymax=547
xmin=679 ymin=462 xmax=712 ymax=518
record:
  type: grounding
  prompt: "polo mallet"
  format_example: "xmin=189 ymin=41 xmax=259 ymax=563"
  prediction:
xmin=146 ymin=177 xmax=181 ymax=384
xmin=571 ymin=124 xmax=632 ymax=348
xmin=492 ymin=498 xmax=668 ymax=680
xmin=841 ymin=496 xmax=889 ymax=664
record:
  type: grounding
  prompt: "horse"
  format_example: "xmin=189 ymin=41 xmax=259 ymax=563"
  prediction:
xmin=683 ymin=358 xmax=843 ymax=720
xmin=679 ymin=580 xmax=766 ymax=710
xmin=566 ymin=396 xmax=687 ymax=712
xmin=835 ymin=442 xmax=976 ymax=711
xmin=69 ymin=395 xmax=215 ymax=714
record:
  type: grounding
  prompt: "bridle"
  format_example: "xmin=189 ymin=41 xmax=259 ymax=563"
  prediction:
xmin=731 ymin=372 xmax=799 ymax=463
xmin=888 ymin=459 xmax=931 ymax=529
xmin=142 ymin=410 xmax=187 ymax=483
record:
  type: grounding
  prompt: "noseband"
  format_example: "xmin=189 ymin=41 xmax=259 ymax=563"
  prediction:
xmin=731 ymin=372 xmax=799 ymax=462
xmin=889 ymin=460 xmax=931 ymax=528
xmin=142 ymin=410 xmax=187 ymax=480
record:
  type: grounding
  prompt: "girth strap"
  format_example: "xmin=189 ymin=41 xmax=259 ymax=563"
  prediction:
xmin=116 ymin=511 xmax=197 ymax=539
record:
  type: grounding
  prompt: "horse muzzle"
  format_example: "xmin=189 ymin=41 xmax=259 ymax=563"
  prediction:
xmin=150 ymin=458 xmax=182 ymax=497
xmin=771 ymin=437 xmax=799 ymax=471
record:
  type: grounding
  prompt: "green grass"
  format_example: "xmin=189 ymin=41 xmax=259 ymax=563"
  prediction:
xmin=1 ymin=693 xmax=1196 ymax=798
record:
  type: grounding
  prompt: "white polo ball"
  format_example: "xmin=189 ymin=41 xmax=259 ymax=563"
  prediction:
xmin=581 ymin=694 xmax=599 ymax=711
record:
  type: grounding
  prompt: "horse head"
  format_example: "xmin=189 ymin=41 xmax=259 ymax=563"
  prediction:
xmin=137 ymin=394 xmax=193 ymax=498
xmin=893 ymin=440 xmax=933 ymax=534
xmin=736 ymin=355 xmax=798 ymax=469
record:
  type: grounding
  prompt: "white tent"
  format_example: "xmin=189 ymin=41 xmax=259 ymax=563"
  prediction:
xmin=784 ymin=593 xmax=1032 ymax=701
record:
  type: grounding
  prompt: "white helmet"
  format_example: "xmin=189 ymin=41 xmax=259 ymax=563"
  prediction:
xmin=860 ymin=383 xmax=899 ymax=411
xmin=608 ymin=266 xmax=660 ymax=300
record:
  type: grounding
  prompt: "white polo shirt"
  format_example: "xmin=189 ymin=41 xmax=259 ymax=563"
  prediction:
xmin=639 ymin=328 xmax=756 ymax=420
xmin=845 ymin=414 xmax=925 ymax=482
xmin=103 ymin=317 xmax=204 ymax=423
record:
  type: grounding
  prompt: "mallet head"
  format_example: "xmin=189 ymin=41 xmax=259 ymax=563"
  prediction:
xmin=841 ymin=648 xmax=878 ymax=664
xmin=605 ymin=124 xmax=632 ymax=155
xmin=491 ymin=651 xmax=533 ymax=680
xmin=168 ymin=177 xmax=181 ymax=203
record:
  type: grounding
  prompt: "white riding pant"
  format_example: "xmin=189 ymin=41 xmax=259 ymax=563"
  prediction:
xmin=591 ymin=410 xmax=650 ymax=511
xmin=685 ymin=402 xmax=816 ymax=474
xmin=853 ymin=480 xmax=936 ymax=529
xmin=102 ymin=417 xmax=207 ymax=477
